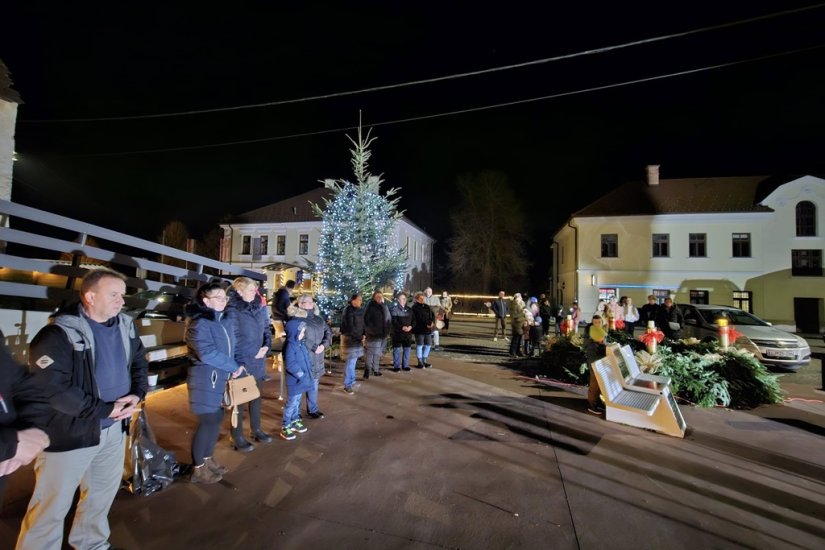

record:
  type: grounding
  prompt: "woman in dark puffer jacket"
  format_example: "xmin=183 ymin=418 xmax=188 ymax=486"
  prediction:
xmin=225 ymin=277 xmax=273 ymax=451
xmin=185 ymin=282 xmax=243 ymax=484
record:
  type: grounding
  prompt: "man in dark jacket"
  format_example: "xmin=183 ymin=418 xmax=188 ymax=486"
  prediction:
xmin=656 ymin=297 xmax=684 ymax=340
xmin=390 ymin=292 xmax=414 ymax=372
xmin=411 ymin=292 xmax=436 ymax=368
xmin=17 ymin=268 xmax=148 ymax=550
xmin=538 ymin=294 xmax=553 ymax=337
xmin=340 ymin=293 xmax=365 ymax=394
xmin=363 ymin=291 xmax=391 ymax=378
xmin=272 ymin=279 xmax=296 ymax=321
xmin=639 ymin=295 xmax=660 ymax=328
xmin=0 ymin=332 xmax=49 ymax=501
xmin=490 ymin=290 xmax=509 ymax=341
xmin=294 ymin=294 xmax=332 ymax=418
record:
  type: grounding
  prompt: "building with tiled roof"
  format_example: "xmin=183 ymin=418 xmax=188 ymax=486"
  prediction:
xmin=552 ymin=167 xmax=825 ymax=331
xmin=220 ymin=186 xmax=435 ymax=296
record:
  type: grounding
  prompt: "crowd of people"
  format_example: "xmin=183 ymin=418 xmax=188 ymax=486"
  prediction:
xmin=488 ymin=291 xmax=561 ymax=358
xmin=543 ymin=294 xmax=684 ymax=341
xmin=2 ymin=266 xmax=683 ymax=548
xmin=329 ymin=287 xmax=452 ymax=394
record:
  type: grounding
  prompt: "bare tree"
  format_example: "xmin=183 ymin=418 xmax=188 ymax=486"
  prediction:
xmin=447 ymin=171 xmax=529 ymax=292
xmin=157 ymin=220 xmax=189 ymax=282
xmin=59 ymin=236 xmax=106 ymax=265
xmin=197 ymin=226 xmax=223 ymax=261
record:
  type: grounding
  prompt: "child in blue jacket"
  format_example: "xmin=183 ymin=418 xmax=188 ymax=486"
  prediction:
xmin=281 ymin=319 xmax=313 ymax=440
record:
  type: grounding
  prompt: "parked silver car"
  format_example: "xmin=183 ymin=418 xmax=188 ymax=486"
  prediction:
xmin=678 ymin=304 xmax=811 ymax=371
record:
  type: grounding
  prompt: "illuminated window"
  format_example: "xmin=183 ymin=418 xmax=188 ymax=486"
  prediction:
xmin=598 ymin=287 xmax=617 ymax=301
xmin=732 ymin=290 xmax=752 ymax=312
xmin=276 ymin=235 xmax=286 ymax=255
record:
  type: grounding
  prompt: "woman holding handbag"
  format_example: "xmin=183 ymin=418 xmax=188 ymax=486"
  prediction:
xmin=185 ymin=282 xmax=244 ymax=484
xmin=226 ymin=277 xmax=272 ymax=451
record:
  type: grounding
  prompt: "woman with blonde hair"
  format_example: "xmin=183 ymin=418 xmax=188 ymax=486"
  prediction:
xmin=225 ymin=277 xmax=272 ymax=451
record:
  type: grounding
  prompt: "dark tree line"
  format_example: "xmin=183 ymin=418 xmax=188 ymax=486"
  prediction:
xmin=446 ymin=171 xmax=530 ymax=293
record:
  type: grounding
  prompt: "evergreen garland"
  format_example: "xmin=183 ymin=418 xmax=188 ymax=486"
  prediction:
xmin=541 ymin=336 xmax=784 ymax=410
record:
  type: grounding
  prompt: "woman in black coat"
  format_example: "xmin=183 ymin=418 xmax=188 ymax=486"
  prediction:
xmin=185 ymin=282 xmax=243 ymax=484
xmin=390 ymin=293 xmax=414 ymax=371
xmin=411 ymin=292 xmax=435 ymax=368
xmin=226 ymin=277 xmax=273 ymax=451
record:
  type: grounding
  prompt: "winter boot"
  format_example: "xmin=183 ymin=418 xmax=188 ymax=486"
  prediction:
xmin=230 ymin=425 xmax=255 ymax=453
xmin=191 ymin=464 xmax=221 ymax=484
xmin=204 ymin=457 xmax=228 ymax=476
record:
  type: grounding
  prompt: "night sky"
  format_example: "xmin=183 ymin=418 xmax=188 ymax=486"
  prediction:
xmin=3 ymin=2 xmax=825 ymax=289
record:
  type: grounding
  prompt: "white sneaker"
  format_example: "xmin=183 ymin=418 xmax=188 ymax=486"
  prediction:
xmin=504 ymin=337 xmax=511 ymax=342
xmin=493 ymin=337 xmax=498 ymax=342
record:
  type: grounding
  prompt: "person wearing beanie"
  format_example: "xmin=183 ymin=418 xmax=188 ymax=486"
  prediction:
xmin=280 ymin=319 xmax=314 ymax=440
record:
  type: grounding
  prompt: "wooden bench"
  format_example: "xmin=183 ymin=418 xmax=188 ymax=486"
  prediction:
xmin=592 ymin=357 xmax=686 ymax=438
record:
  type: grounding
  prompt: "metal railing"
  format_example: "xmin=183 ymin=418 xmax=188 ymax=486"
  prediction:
xmin=0 ymin=199 xmax=264 ymax=310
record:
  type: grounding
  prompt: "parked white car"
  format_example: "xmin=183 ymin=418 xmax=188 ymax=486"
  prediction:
xmin=678 ymin=304 xmax=811 ymax=371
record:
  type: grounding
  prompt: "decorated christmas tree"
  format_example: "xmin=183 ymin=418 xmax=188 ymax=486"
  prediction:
xmin=311 ymin=123 xmax=406 ymax=317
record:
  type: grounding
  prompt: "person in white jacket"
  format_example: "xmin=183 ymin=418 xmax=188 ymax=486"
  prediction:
xmin=621 ymin=296 xmax=640 ymax=335
xmin=423 ymin=287 xmax=442 ymax=350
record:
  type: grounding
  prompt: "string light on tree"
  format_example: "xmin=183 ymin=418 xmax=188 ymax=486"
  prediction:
xmin=311 ymin=118 xmax=406 ymax=317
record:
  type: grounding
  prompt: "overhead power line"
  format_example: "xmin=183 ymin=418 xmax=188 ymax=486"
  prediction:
xmin=19 ymin=3 xmax=825 ymax=124
xmin=62 ymin=43 xmax=825 ymax=158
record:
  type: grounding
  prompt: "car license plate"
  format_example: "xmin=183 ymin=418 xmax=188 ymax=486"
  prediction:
xmin=765 ymin=349 xmax=795 ymax=359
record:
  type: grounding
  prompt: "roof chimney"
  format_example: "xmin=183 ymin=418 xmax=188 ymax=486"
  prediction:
xmin=646 ymin=164 xmax=660 ymax=186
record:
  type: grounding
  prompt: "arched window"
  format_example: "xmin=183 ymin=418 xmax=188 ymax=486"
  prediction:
xmin=796 ymin=201 xmax=816 ymax=236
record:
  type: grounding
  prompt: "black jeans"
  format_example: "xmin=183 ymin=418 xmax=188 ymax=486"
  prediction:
xmin=509 ymin=331 xmax=523 ymax=356
xmin=192 ymin=408 xmax=225 ymax=466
